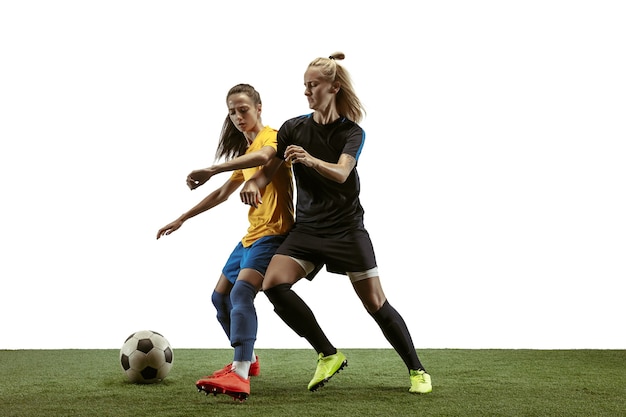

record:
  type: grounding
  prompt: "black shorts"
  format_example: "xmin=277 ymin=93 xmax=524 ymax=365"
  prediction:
xmin=275 ymin=227 xmax=378 ymax=280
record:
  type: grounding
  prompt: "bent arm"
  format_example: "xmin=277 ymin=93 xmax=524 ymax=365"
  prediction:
xmin=309 ymin=153 xmax=356 ymax=183
xmin=285 ymin=145 xmax=356 ymax=183
xmin=210 ymin=145 xmax=276 ymax=174
xmin=239 ymin=157 xmax=284 ymax=208
xmin=187 ymin=145 xmax=276 ymax=189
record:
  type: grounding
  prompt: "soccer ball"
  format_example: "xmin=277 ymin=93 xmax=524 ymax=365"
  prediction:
xmin=120 ymin=330 xmax=173 ymax=384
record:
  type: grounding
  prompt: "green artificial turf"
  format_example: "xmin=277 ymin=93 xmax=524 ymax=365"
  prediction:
xmin=0 ymin=349 xmax=624 ymax=417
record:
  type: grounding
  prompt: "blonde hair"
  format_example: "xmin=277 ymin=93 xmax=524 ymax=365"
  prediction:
xmin=307 ymin=52 xmax=365 ymax=123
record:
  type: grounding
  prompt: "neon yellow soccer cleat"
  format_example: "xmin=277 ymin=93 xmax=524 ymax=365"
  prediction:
xmin=409 ymin=369 xmax=432 ymax=394
xmin=307 ymin=351 xmax=348 ymax=391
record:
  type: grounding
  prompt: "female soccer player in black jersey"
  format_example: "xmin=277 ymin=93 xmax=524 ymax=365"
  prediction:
xmin=240 ymin=53 xmax=432 ymax=394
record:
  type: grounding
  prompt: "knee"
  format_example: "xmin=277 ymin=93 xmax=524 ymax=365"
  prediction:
xmin=263 ymin=283 xmax=292 ymax=305
xmin=261 ymin=256 xmax=304 ymax=291
xmin=261 ymin=270 xmax=284 ymax=292
xmin=211 ymin=290 xmax=231 ymax=318
xmin=212 ymin=290 xmax=229 ymax=309
xmin=353 ymin=278 xmax=387 ymax=313
xmin=230 ymin=280 xmax=257 ymax=307
xmin=363 ymin=300 xmax=385 ymax=314
xmin=360 ymin=291 xmax=387 ymax=314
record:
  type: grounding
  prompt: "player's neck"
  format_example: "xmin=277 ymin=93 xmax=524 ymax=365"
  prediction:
xmin=244 ymin=123 xmax=264 ymax=145
xmin=313 ymin=107 xmax=340 ymax=125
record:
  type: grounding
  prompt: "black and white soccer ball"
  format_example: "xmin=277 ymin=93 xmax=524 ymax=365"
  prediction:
xmin=120 ymin=330 xmax=173 ymax=384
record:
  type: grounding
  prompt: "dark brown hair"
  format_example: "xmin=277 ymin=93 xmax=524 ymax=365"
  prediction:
xmin=214 ymin=84 xmax=262 ymax=161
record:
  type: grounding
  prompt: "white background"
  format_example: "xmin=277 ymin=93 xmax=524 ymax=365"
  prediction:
xmin=1 ymin=1 xmax=624 ymax=350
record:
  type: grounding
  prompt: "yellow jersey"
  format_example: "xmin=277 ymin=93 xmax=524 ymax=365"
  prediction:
xmin=230 ymin=126 xmax=294 ymax=247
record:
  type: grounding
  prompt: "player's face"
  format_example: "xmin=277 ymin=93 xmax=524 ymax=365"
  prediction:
xmin=227 ymin=93 xmax=261 ymax=133
xmin=304 ymin=67 xmax=337 ymax=111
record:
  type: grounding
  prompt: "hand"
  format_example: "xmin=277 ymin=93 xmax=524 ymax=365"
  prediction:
xmin=284 ymin=145 xmax=315 ymax=167
xmin=156 ymin=219 xmax=183 ymax=239
xmin=240 ymin=181 xmax=262 ymax=208
xmin=186 ymin=167 xmax=216 ymax=190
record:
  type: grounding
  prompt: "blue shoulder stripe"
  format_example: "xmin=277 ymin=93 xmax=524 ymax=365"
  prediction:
xmin=354 ymin=129 xmax=365 ymax=161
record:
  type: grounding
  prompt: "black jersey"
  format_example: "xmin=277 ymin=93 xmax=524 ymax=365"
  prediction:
xmin=277 ymin=114 xmax=366 ymax=234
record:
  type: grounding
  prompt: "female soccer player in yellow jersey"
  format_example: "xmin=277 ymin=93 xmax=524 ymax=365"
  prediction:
xmin=157 ymin=84 xmax=293 ymax=401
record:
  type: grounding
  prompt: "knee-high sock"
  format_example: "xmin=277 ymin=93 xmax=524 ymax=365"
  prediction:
xmin=371 ymin=300 xmax=426 ymax=372
xmin=264 ymin=283 xmax=336 ymax=356
xmin=211 ymin=290 xmax=232 ymax=340
xmin=230 ymin=280 xmax=258 ymax=362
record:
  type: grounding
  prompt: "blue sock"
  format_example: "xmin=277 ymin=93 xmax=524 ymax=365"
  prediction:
xmin=211 ymin=290 xmax=232 ymax=340
xmin=230 ymin=280 xmax=258 ymax=362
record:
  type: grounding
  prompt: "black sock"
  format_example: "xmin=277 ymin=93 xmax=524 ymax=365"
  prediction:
xmin=371 ymin=300 xmax=426 ymax=372
xmin=264 ymin=283 xmax=336 ymax=356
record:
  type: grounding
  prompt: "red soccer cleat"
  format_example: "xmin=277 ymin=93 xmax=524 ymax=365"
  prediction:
xmin=196 ymin=370 xmax=250 ymax=402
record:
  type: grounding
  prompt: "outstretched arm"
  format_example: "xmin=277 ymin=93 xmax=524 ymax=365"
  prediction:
xmin=239 ymin=157 xmax=284 ymax=208
xmin=284 ymin=145 xmax=356 ymax=183
xmin=187 ymin=145 xmax=276 ymax=190
xmin=157 ymin=178 xmax=243 ymax=239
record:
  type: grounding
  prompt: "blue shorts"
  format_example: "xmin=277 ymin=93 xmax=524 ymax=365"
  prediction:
xmin=221 ymin=235 xmax=286 ymax=284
